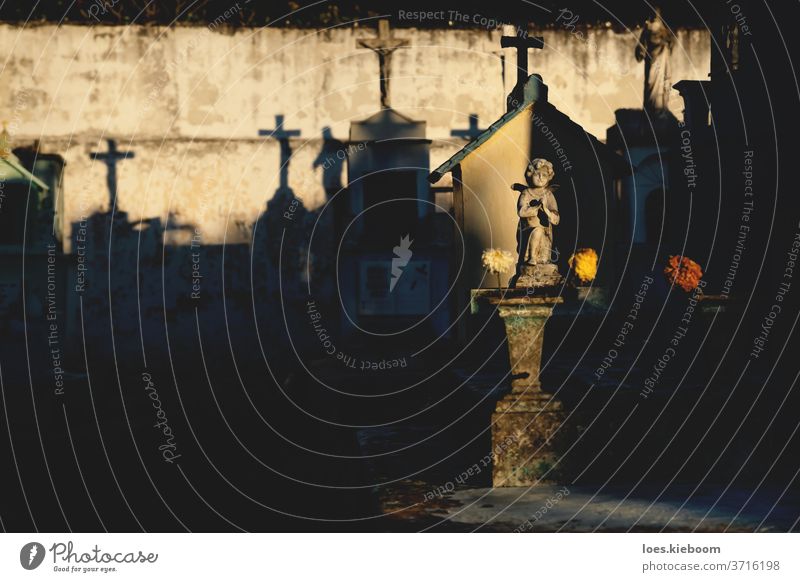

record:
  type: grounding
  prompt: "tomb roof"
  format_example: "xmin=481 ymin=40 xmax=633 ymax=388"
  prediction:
xmin=429 ymin=75 xmax=628 ymax=182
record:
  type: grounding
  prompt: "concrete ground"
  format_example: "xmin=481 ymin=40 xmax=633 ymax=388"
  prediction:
xmin=377 ymin=483 xmax=800 ymax=532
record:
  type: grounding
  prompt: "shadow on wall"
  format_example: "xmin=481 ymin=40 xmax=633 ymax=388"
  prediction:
xmin=65 ymin=129 xmax=341 ymax=377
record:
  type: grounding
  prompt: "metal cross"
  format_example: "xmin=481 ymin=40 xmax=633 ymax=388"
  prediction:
xmin=357 ymin=19 xmax=409 ymax=109
xmin=501 ymin=31 xmax=544 ymax=110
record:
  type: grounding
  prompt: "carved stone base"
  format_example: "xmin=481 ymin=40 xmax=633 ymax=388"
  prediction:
xmin=471 ymin=290 xmax=578 ymax=487
xmin=515 ymin=263 xmax=563 ymax=288
xmin=492 ymin=393 xmax=573 ymax=486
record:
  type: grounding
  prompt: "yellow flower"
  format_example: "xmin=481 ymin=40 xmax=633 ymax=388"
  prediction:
xmin=568 ymin=248 xmax=598 ymax=283
xmin=481 ymin=248 xmax=516 ymax=274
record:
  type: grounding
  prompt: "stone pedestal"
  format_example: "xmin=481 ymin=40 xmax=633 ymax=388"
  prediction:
xmin=515 ymin=263 xmax=562 ymax=288
xmin=492 ymin=391 xmax=572 ymax=486
xmin=473 ymin=289 xmax=574 ymax=486
xmin=696 ymin=293 xmax=729 ymax=379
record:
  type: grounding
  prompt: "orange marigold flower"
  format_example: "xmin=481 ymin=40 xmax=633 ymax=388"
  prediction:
xmin=568 ymin=248 xmax=599 ymax=283
xmin=663 ymin=255 xmax=703 ymax=292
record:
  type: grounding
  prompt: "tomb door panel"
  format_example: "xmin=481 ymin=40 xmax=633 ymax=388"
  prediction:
xmin=360 ymin=170 xmax=418 ymax=249
xmin=645 ymin=188 xmax=666 ymax=247
xmin=0 ymin=184 xmax=31 ymax=246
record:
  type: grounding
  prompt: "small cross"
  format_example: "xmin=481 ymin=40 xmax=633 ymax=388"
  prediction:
xmin=90 ymin=139 xmax=134 ymax=207
xmin=501 ymin=31 xmax=544 ymax=110
xmin=451 ymin=114 xmax=484 ymax=140
xmin=357 ymin=19 xmax=409 ymax=109
xmin=259 ymin=115 xmax=301 ymax=191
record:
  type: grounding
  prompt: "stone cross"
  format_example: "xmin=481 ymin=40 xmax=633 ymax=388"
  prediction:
xmin=259 ymin=115 xmax=301 ymax=191
xmin=357 ymin=19 xmax=409 ymax=109
xmin=450 ymin=114 xmax=484 ymax=140
xmin=501 ymin=31 xmax=544 ymax=110
xmin=90 ymin=139 xmax=134 ymax=208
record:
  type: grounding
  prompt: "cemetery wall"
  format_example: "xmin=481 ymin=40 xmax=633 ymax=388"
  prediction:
xmin=0 ymin=24 xmax=709 ymax=356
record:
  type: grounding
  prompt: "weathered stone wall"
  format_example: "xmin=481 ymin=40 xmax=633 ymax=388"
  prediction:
xmin=0 ymin=25 xmax=710 ymax=245
xmin=0 ymin=23 xmax=709 ymax=355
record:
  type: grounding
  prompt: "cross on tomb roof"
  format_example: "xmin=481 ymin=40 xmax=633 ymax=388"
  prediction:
xmin=501 ymin=31 xmax=544 ymax=110
xmin=357 ymin=19 xmax=409 ymax=110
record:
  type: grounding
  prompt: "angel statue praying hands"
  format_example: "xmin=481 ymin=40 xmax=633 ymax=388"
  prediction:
xmin=512 ymin=159 xmax=563 ymax=288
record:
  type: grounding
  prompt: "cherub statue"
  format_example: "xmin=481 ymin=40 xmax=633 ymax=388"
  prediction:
xmin=511 ymin=159 xmax=562 ymax=287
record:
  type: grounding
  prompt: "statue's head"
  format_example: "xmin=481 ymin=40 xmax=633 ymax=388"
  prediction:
xmin=525 ymin=158 xmax=555 ymax=188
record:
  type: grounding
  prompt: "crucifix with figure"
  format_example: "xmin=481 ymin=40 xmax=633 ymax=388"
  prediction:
xmin=259 ymin=114 xmax=301 ymax=192
xmin=357 ymin=19 xmax=409 ymax=109
xmin=90 ymin=139 xmax=134 ymax=208
xmin=501 ymin=31 xmax=544 ymax=111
